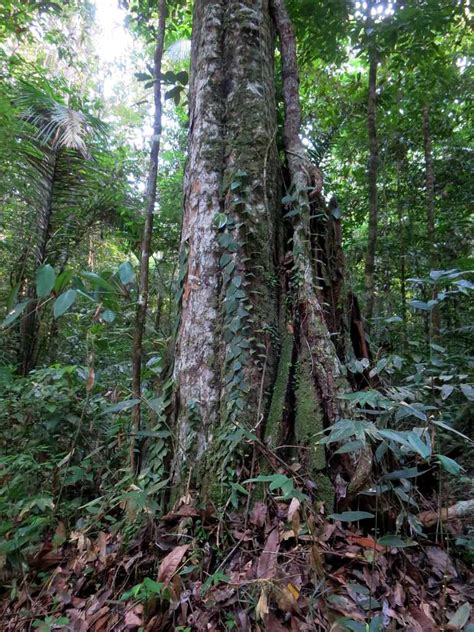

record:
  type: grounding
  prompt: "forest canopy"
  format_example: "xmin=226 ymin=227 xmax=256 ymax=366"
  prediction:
xmin=0 ymin=1 xmax=472 ymax=630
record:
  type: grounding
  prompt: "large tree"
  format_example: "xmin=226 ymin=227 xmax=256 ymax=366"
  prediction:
xmin=169 ymin=0 xmax=370 ymax=505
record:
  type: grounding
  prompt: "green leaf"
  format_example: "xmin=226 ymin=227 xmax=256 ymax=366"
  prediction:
xmin=135 ymin=72 xmax=153 ymax=82
xmin=143 ymin=577 xmax=164 ymax=594
xmin=407 ymin=431 xmax=431 ymax=459
xmin=338 ymin=620 xmax=366 ymax=632
xmin=377 ymin=535 xmax=414 ymax=548
xmin=1 ymin=300 xmax=30 ymax=327
xmin=269 ymin=474 xmax=291 ymax=491
xmin=102 ymin=309 xmax=116 ymax=323
xmin=396 ymin=402 xmax=427 ymax=422
xmin=214 ymin=212 xmax=228 ymax=229
xmin=383 ymin=467 xmax=424 ymax=480
xmin=460 ymin=383 xmax=474 ymax=401
xmin=410 ymin=299 xmax=432 ymax=311
xmin=378 ymin=429 xmax=413 ymax=450
xmin=431 ymin=419 xmax=474 ymax=445
xmin=175 ymin=70 xmax=189 ymax=85
xmin=440 ymin=384 xmax=454 ymax=400
xmin=436 ymin=454 xmax=463 ymax=475
xmin=53 ymin=289 xmax=77 ymax=318
xmin=328 ymin=511 xmax=374 ymax=522
xmin=220 ymin=252 xmax=232 ymax=268
xmin=118 ymin=261 xmax=135 ymax=285
xmin=81 ymin=271 xmax=116 ymax=293
xmin=447 ymin=602 xmax=471 ymax=629
xmin=36 ymin=264 xmax=56 ymax=298
xmin=103 ymin=399 xmax=140 ymax=414
xmin=334 ymin=440 xmax=364 ymax=454
xmin=54 ymin=269 xmax=73 ymax=292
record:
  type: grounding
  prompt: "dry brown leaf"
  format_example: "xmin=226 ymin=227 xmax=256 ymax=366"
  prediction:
xmin=250 ymin=501 xmax=268 ymax=527
xmin=256 ymin=589 xmax=269 ymax=620
xmin=287 ymin=498 xmax=300 ymax=521
xmin=257 ymin=527 xmax=280 ymax=579
xmin=157 ymin=543 xmax=190 ymax=584
xmin=264 ymin=613 xmax=288 ymax=632
xmin=348 ymin=534 xmax=384 ymax=552
xmin=125 ymin=609 xmax=142 ymax=628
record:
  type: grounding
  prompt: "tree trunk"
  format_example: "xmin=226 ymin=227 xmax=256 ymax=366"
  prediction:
xmin=130 ymin=0 xmax=166 ymax=473
xmin=364 ymin=14 xmax=378 ymax=328
xmin=396 ymin=156 xmax=407 ymax=340
xmin=170 ymin=0 xmax=370 ymax=505
xmin=19 ymin=149 xmax=58 ymax=376
xmin=422 ymin=104 xmax=440 ymax=338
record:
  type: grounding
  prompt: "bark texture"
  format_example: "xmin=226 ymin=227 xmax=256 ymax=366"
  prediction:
xmin=172 ymin=0 xmax=280 ymax=492
xmin=20 ymin=150 xmax=58 ymax=376
xmin=364 ymin=30 xmax=379 ymax=327
xmin=171 ymin=0 xmax=371 ymax=503
xmin=422 ymin=104 xmax=440 ymax=338
xmin=130 ymin=0 xmax=166 ymax=473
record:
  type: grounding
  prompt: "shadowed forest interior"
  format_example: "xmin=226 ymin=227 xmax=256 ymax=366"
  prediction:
xmin=0 ymin=0 xmax=473 ymax=630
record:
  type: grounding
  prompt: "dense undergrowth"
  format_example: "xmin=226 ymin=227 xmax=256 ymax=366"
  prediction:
xmin=1 ymin=270 xmax=473 ymax=630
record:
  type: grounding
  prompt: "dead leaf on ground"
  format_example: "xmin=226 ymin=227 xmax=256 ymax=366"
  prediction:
xmin=157 ymin=543 xmax=190 ymax=584
xmin=257 ymin=527 xmax=280 ymax=579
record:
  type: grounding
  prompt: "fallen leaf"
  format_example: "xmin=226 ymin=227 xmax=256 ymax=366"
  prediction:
xmin=287 ymin=583 xmax=300 ymax=601
xmin=256 ymin=589 xmax=269 ymax=620
xmin=157 ymin=544 xmax=190 ymax=584
xmin=287 ymin=498 xmax=300 ymax=521
xmin=250 ymin=501 xmax=267 ymax=527
xmin=257 ymin=528 xmax=280 ymax=579
xmin=162 ymin=505 xmax=199 ymax=522
xmin=348 ymin=534 xmax=384 ymax=552
xmin=125 ymin=609 xmax=142 ymax=628
xmin=447 ymin=602 xmax=471 ymax=630
xmin=264 ymin=613 xmax=288 ymax=632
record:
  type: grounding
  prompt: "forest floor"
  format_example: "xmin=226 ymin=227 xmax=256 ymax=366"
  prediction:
xmin=2 ymin=495 xmax=473 ymax=631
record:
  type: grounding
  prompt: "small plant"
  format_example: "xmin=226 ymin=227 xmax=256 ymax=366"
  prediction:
xmin=32 ymin=616 xmax=69 ymax=631
xmin=120 ymin=577 xmax=167 ymax=603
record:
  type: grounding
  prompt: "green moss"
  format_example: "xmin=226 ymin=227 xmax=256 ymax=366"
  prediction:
xmin=294 ymin=353 xmax=326 ymax=472
xmin=266 ymin=332 xmax=293 ymax=446
xmin=314 ymin=473 xmax=335 ymax=512
xmin=293 ymin=351 xmax=334 ymax=509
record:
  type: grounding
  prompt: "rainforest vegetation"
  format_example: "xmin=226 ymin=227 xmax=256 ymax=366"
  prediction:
xmin=0 ymin=0 xmax=473 ymax=630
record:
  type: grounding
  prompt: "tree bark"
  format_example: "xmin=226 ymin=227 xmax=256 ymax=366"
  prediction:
xmin=364 ymin=13 xmax=378 ymax=328
xmin=422 ymin=104 xmax=440 ymax=339
xmin=170 ymin=0 xmax=371 ymax=505
xmin=130 ymin=0 xmax=166 ymax=473
xmin=19 ymin=149 xmax=58 ymax=376
xmin=171 ymin=0 xmax=280 ymax=495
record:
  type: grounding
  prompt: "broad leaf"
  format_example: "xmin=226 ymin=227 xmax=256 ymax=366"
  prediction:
xmin=1 ymin=300 xmax=30 ymax=327
xmin=36 ymin=264 xmax=56 ymax=298
xmin=407 ymin=431 xmax=431 ymax=459
xmin=118 ymin=261 xmax=135 ymax=285
xmin=447 ymin=602 xmax=471 ymax=629
xmin=103 ymin=399 xmax=140 ymax=414
xmin=436 ymin=454 xmax=462 ymax=475
xmin=53 ymin=289 xmax=77 ymax=318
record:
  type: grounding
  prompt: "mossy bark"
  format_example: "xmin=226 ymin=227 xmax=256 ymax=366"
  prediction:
xmin=170 ymin=0 xmax=371 ymax=505
xmin=171 ymin=0 xmax=280 ymax=496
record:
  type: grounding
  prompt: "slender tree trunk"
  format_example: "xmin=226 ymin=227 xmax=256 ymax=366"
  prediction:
xmin=422 ymin=104 xmax=440 ymax=338
xmin=170 ymin=0 xmax=371 ymax=505
xmin=396 ymin=157 xmax=407 ymax=340
xmin=364 ymin=21 xmax=378 ymax=328
xmin=130 ymin=0 xmax=166 ymax=474
xmin=20 ymin=149 xmax=58 ymax=375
